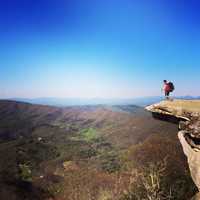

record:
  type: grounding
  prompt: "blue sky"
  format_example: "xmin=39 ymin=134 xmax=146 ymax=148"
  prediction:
xmin=1 ymin=0 xmax=200 ymax=98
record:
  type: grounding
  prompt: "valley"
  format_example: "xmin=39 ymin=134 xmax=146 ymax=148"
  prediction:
xmin=0 ymin=100 xmax=196 ymax=200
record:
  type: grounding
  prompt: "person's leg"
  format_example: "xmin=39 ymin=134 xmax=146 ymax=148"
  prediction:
xmin=165 ymin=91 xmax=170 ymax=100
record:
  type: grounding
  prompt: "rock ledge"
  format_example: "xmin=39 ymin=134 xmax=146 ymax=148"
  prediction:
xmin=146 ymin=99 xmax=200 ymax=198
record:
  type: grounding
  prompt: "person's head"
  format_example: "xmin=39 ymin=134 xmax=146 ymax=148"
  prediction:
xmin=163 ymin=80 xmax=167 ymax=83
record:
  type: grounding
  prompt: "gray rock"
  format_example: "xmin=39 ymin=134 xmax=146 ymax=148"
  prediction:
xmin=178 ymin=131 xmax=200 ymax=190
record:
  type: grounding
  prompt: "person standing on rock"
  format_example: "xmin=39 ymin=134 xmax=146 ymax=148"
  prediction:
xmin=162 ymin=80 xmax=174 ymax=100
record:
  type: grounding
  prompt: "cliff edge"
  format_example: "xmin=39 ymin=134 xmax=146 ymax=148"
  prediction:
xmin=146 ymin=99 xmax=200 ymax=199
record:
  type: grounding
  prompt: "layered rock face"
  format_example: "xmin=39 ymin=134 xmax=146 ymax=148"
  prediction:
xmin=146 ymin=100 xmax=200 ymax=199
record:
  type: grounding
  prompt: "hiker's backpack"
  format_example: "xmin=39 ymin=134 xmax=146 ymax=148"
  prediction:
xmin=168 ymin=82 xmax=175 ymax=92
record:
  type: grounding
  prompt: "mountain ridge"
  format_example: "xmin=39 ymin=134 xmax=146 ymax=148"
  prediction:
xmin=3 ymin=96 xmax=199 ymax=107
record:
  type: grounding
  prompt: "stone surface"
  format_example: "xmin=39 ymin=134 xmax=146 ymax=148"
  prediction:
xmin=146 ymin=100 xmax=200 ymax=138
xmin=178 ymin=131 xmax=200 ymax=190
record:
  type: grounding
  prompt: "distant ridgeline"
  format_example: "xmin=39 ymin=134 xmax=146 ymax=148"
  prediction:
xmin=6 ymin=96 xmax=200 ymax=107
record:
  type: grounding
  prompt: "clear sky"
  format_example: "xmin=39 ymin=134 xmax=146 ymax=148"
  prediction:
xmin=1 ymin=0 xmax=200 ymax=98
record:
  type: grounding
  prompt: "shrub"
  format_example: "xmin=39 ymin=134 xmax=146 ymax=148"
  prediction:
xmin=121 ymin=134 xmax=196 ymax=199
xmin=19 ymin=164 xmax=32 ymax=182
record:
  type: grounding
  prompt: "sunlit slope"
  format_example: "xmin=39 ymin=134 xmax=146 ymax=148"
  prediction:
xmin=0 ymin=100 xmax=178 ymax=148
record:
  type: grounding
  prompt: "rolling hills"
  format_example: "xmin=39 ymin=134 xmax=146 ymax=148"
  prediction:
xmin=0 ymin=100 xmax=196 ymax=200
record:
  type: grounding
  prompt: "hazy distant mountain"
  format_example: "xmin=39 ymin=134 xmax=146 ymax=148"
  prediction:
xmin=177 ymin=95 xmax=200 ymax=100
xmin=5 ymin=96 xmax=200 ymax=107
xmin=6 ymin=96 xmax=165 ymax=107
